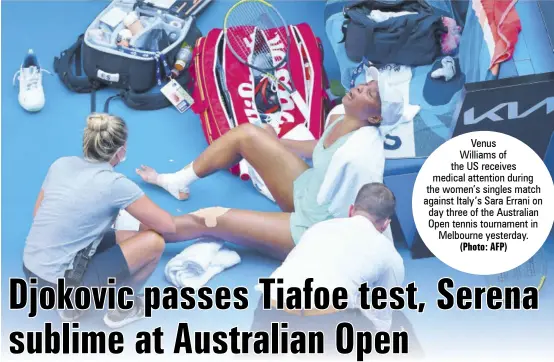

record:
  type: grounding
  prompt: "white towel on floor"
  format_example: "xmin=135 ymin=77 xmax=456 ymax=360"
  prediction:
xmin=164 ymin=238 xmax=241 ymax=289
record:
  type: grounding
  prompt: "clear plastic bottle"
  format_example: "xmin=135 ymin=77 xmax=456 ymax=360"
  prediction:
xmin=170 ymin=42 xmax=193 ymax=78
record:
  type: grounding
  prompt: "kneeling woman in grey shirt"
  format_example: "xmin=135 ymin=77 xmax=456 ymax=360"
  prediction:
xmin=23 ymin=113 xmax=176 ymax=328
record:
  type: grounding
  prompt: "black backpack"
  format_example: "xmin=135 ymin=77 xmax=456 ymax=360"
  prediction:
xmin=341 ymin=0 xmax=447 ymax=66
xmin=53 ymin=0 xmax=203 ymax=112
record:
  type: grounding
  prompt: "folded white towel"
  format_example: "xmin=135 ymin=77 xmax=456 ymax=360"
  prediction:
xmin=164 ymin=238 xmax=241 ymax=289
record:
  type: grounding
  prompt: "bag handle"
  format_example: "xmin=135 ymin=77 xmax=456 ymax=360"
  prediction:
xmin=54 ymin=34 xmax=100 ymax=94
xmin=344 ymin=0 xmax=374 ymax=16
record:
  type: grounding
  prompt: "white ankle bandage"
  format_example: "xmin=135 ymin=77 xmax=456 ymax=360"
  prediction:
xmin=157 ymin=163 xmax=199 ymax=200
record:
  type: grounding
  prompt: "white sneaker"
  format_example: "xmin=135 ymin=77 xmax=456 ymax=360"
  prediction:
xmin=13 ymin=49 xmax=51 ymax=112
xmin=58 ymin=308 xmax=86 ymax=322
xmin=103 ymin=295 xmax=146 ymax=329
xmin=430 ymin=56 xmax=456 ymax=82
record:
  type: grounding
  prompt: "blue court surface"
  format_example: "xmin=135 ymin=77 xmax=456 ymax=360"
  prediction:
xmin=1 ymin=0 xmax=553 ymax=358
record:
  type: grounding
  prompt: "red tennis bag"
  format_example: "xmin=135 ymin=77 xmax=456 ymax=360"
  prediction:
xmin=190 ymin=23 xmax=331 ymax=178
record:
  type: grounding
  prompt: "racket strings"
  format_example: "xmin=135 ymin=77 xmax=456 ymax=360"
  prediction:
xmin=225 ymin=1 xmax=289 ymax=71
xmin=252 ymin=32 xmax=274 ymax=70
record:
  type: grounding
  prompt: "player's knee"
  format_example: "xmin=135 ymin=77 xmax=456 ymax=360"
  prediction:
xmin=143 ymin=231 xmax=165 ymax=256
xmin=239 ymin=123 xmax=262 ymax=143
xmin=262 ymin=123 xmax=278 ymax=137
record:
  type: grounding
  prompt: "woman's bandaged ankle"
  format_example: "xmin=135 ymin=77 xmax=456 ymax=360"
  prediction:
xmin=157 ymin=164 xmax=198 ymax=199
xmin=191 ymin=207 xmax=230 ymax=227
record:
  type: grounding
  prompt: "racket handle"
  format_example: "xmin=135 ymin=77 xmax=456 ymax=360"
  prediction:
xmin=239 ymin=159 xmax=251 ymax=181
xmin=291 ymin=91 xmax=309 ymax=123
xmin=538 ymin=276 xmax=546 ymax=291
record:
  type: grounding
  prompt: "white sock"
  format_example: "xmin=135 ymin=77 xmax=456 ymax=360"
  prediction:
xmin=156 ymin=163 xmax=199 ymax=200
xmin=431 ymin=56 xmax=456 ymax=82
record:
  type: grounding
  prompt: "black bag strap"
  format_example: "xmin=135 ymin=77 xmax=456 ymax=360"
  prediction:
xmin=54 ymin=34 xmax=104 ymax=114
xmin=54 ymin=34 xmax=101 ymax=94
xmin=344 ymin=0 xmax=372 ymax=14
xmin=103 ymin=94 xmax=123 ymax=113
xmin=102 ymin=70 xmax=194 ymax=112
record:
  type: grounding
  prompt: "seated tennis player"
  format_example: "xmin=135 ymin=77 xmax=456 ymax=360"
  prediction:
xmin=23 ymin=113 xmax=177 ymax=327
xmin=137 ymin=67 xmax=401 ymax=259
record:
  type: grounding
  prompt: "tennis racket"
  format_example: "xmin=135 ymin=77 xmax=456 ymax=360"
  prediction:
xmin=486 ymin=248 xmax=548 ymax=291
xmin=223 ymin=0 xmax=310 ymax=122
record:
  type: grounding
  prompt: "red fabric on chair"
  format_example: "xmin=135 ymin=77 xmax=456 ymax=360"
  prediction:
xmin=476 ymin=0 xmax=522 ymax=75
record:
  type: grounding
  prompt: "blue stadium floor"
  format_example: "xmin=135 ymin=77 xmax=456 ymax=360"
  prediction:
xmin=2 ymin=1 xmax=553 ymax=358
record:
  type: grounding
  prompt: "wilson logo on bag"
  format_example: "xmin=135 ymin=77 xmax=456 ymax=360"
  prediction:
xmin=190 ymin=23 xmax=331 ymax=177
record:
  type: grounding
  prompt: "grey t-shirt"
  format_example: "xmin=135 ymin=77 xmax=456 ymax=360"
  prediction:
xmin=23 ymin=156 xmax=144 ymax=283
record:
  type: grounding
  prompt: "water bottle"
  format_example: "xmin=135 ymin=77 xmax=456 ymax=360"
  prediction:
xmin=170 ymin=42 xmax=193 ymax=78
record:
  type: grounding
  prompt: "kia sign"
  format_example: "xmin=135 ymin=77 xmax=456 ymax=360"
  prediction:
xmin=463 ymin=97 xmax=554 ymax=125
xmin=452 ymin=72 xmax=554 ymax=160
